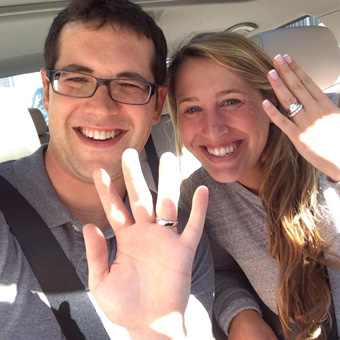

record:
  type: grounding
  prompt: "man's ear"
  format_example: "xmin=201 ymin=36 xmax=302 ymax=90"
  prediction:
xmin=40 ymin=69 xmax=50 ymax=113
xmin=153 ymin=85 xmax=168 ymax=124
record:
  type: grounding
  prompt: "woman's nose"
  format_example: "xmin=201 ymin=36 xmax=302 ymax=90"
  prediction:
xmin=202 ymin=109 xmax=228 ymax=138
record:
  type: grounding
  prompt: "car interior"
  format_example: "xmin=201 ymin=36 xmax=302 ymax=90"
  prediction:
xmin=0 ymin=3 xmax=340 ymax=179
xmin=1 ymin=0 xmax=340 ymax=190
xmin=1 ymin=1 xmax=340 ymax=338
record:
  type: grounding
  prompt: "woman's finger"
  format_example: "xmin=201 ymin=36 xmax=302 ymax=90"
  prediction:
xmin=271 ymin=54 xmax=314 ymax=112
xmin=156 ymin=152 xmax=181 ymax=227
xmin=93 ymin=168 xmax=133 ymax=231
xmin=121 ymin=148 xmax=154 ymax=223
xmin=262 ymin=99 xmax=298 ymax=138
xmin=83 ymin=223 xmax=110 ymax=289
xmin=181 ymin=186 xmax=209 ymax=248
xmin=281 ymin=54 xmax=326 ymax=102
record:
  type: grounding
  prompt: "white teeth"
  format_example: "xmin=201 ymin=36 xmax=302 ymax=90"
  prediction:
xmin=80 ymin=128 xmax=121 ymax=141
xmin=207 ymin=144 xmax=238 ymax=157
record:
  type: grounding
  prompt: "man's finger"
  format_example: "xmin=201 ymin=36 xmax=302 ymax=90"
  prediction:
xmin=122 ymin=148 xmax=154 ymax=222
xmin=83 ymin=223 xmax=110 ymax=289
xmin=93 ymin=168 xmax=132 ymax=230
xmin=182 ymin=186 xmax=209 ymax=247
xmin=156 ymin=152 xmax=181 ymax=223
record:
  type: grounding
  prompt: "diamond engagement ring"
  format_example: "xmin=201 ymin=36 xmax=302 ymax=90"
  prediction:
xmin=288 ymin=102 xmax=304 ymax=118
xmin=156 ymin=217 xmax=178 ymax=227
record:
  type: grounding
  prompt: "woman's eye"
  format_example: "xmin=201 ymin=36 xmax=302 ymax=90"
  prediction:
xmin=186 ymin=106 xmax=201 ymax=114
xmin=222 ymin=98 xmax=243 ymax=110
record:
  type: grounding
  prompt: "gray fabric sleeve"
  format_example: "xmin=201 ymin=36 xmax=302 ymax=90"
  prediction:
xmin=211 ymin=238 xmax=262 ymax=336
xmin=177 ymin=207 xmax=214 ymax=320
xmin=326 ymin=92 xmax=339 ymax=106
xmin=179 ymin=182 xmax=260 ymax=334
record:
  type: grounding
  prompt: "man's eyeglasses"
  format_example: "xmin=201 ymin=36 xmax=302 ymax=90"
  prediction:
xmin=46 ymin=70 xmax=158 ymax=105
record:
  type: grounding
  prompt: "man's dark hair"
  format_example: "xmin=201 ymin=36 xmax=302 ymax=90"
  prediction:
xmin=44 ymin=0 xmax=167 ymax=84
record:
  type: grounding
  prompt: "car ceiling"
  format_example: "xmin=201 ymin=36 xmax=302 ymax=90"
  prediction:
xmin=1 ymin=0 xmax=340 ymax=78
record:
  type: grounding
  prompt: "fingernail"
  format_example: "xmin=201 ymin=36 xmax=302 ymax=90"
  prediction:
xmin=263 ymin=99 xmax=273 ymax=108
xmin=274 ymin=54 xmax=285 ymax=65
xmin=269 ymin=69 xmax=279 ymax=80
xmin=283 ymin=54 xmax=292 ymax=63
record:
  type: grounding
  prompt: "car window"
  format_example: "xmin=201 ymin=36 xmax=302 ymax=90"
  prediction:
xmin=0 ymin=72 xmax=48 ymax=126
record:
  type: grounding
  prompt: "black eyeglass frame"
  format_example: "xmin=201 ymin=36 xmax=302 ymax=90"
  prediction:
xmin=46 ymin=69 xmax=158 ymax=105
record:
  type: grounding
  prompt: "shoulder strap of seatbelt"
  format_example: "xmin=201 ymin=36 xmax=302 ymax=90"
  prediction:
xmin=145 ymin=134 xmax=159 ymax=188
xmin=0 ymin=175 xmax=110 ymax=340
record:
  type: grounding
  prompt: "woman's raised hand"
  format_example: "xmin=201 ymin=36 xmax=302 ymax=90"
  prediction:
xmin=83 ymin=149 xmax=209 ymax=340
xmin=262 ymin=54 xmax=340 ymax=181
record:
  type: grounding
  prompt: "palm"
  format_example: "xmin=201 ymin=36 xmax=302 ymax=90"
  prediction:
xmin=83 ymin=149 xmax=208 ymax=338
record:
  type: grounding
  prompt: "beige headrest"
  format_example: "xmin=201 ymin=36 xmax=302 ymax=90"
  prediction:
xmin=250 ymin=26 xmax=340 ymax=90
xmin=0 ymin=91 xmax=40 ymax=162
xmin=28 ymin=108 xmax=47 ymax=135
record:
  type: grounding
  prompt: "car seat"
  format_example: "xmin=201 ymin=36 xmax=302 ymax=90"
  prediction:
xmin=28 ymin=107 xmax=50 ymax=145
xmin=0 ymin=90 xmax=40 ymax=163
xmin=250 ymin=26 xmax=340 ymax=91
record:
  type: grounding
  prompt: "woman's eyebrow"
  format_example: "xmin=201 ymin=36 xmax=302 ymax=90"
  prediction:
xmin=177 ymin=97 xmax=199 ymax=106
xmin=216 ymin=89 xmax=247 ymax=97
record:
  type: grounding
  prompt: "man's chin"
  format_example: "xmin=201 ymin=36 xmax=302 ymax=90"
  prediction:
xmin=86 ymin=162 xmax=123 ymax=182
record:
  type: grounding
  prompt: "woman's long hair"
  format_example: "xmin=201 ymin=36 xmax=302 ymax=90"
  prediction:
xmin=168 ymin=31 xmax=332 ymax=339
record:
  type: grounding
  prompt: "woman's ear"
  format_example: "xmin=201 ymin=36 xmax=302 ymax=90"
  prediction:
xmin=268 ymin=97 xmax=278 ymax=123
xmin=269 ymin=96 xmax=278 ymax=108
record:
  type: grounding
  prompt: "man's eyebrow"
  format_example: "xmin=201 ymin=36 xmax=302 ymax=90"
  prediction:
xmin=115 ymin=72 xmax=148 ymax=82
xmin=57 ymin=66 xmax=149 ymax=82
xmin=61 ymin=64 xmax=94 ymax=73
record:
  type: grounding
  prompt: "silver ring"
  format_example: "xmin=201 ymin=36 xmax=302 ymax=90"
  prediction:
xmin=156 ymin=217 xmax=178 ymax=228
xmin=288 ymin=102 xmax=304 ymax=118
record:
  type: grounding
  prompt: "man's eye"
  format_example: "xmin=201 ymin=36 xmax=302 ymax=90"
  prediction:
xmin=65 ymin=77 xmax=88 ymax=83
xmin=120 ymin=82 xmax=136 ymax=87
xmin=118 ymin=82 xmax=144 ymax=90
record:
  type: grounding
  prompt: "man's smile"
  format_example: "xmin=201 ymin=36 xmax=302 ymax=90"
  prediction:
xmin=78 ymin=127 xmax=123 ymax=141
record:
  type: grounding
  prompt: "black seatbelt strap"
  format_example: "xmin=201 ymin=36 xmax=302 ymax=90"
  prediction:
xmin=0 ymin=175 xmax=110 ymax=340
xmin=145 ymin=134 xmax=159 ymax=187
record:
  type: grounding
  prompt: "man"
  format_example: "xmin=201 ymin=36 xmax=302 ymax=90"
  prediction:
xmin=0 ymin=0 xmax=214 ymax=339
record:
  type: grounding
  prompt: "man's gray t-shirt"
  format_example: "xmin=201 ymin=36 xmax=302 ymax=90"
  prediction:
xmin=0 ymin=146 xmax=214 ymax=339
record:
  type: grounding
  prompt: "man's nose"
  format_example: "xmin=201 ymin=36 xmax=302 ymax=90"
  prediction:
xmin=86 ymin=83 xmax=118 ymax=115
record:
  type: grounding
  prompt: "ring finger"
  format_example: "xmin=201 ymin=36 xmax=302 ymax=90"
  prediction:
xmin=268 ymin=68 xmax=307 ymax=121
xmin=156 ymin=152 xmax=181 ymax=229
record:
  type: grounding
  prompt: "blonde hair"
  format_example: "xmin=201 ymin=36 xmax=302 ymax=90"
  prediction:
xmin=168 ymin=31 xmax=332 ymax=340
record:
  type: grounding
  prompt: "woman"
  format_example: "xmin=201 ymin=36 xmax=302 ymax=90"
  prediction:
xmin=167 ymin=31 xmax=340 ymax=340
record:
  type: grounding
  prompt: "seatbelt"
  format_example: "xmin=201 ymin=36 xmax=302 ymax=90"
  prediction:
xmin=0 ymin=175 xmax=110 ymax=340
xmin=145 ymin=134 xmax=159 ymax=187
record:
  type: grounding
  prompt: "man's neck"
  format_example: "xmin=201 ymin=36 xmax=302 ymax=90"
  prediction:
xmin=44 ymin=149 xmax=126 ymax=230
